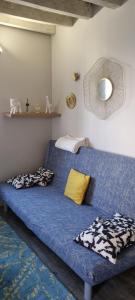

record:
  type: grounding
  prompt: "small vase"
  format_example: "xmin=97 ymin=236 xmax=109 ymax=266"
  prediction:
xmin=34 ymin=103 xmax=41 ymax=113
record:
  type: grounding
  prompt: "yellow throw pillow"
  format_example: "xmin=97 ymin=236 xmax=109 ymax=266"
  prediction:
xmin=64 ymin=169 xmax=90 ymax=205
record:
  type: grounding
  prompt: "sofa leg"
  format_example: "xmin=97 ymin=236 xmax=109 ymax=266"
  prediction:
xmin=84 ymin=282 xmax=92 ymax=300
xmin=3 ymin=202 xmax=8 ymax=213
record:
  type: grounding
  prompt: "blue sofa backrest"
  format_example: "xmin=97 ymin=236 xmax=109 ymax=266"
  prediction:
xmin=45 ymin=140 xmax=135 ymax=218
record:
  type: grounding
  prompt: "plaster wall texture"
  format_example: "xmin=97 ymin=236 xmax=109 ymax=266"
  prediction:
xmin=51 ymin=0 xmax=135 ymax=158
xmin=0 ymin=26 xmax=52 ymax=180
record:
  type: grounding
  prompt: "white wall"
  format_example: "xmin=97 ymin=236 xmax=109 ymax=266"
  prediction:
xmin=1 ymin=0 xmax=135 ymax=181
xmin=0 ymin=26 xmax=52 ymax=180
xmin=52 ymin=0 xmax=135 ymax=158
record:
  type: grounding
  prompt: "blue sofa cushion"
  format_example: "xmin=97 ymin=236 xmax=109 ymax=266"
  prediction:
xmin=74 ymin=213 xmax=135 ymax=264
xmin=1 ymin=182 xmax=135 ymax=285
xmin=45 ymin=141 xmax=135 ymax=219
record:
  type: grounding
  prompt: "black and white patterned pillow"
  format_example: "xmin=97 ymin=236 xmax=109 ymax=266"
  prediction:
xmin=74 ymin=213 xmax=135 ymax=264
xmin=32 ymin=168 xmax=54 ymax=187
xmin=7 ymin=168 xmax=54 ymax=189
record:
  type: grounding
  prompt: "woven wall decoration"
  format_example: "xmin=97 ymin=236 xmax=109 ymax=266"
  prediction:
xmin=83 ymin=57 xmax=125 ymax=119
xmin=66 ymin=93 xmax=76 ymax=109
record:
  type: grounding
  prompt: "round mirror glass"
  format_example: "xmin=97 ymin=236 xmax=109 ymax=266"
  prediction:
xmin=98 ymin=78 xmax=113 ymax=101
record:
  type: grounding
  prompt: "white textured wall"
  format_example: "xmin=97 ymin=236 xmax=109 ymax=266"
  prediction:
xmin=52 ymin=0 xmax=135 ymax=158
xmin=0 ymin=26 xmax=52 ymax=180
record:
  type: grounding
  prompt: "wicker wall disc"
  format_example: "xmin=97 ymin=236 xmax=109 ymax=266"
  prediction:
xmin=66 ymin=93 xmax=76 ymax=109
xmin=83 ymin=57 xmax=125 ymax=119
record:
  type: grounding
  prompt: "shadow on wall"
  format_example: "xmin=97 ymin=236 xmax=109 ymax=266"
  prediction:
xmin=0 ymin=117 xmax=51 ymax=181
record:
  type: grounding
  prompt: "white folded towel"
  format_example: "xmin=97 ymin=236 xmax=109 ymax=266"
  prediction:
xmin=55 ymin=135 xmax=89 ymax=153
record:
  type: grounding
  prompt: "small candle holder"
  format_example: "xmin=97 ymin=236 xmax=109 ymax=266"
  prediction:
xmin=34 ymin=103 xmax=41 ymax=113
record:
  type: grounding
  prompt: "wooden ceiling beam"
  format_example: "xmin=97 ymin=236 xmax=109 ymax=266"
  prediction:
xmin=4 ymin=0 xmax=101 ymax=19
xmin=0 ymin=13 xmax=56 ymax=35
xmin=0 ymin=0 xmax=76 ymax=26
xmin=82 ymin=0 xmax=127 ymax=9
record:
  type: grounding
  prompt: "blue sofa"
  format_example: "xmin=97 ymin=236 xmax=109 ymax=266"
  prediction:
xmin=0 ymin=140 xmax=135 ymax=300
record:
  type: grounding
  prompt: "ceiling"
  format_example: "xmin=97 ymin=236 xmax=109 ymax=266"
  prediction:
xmin=0 ymin=0 xmax=128 ymax=35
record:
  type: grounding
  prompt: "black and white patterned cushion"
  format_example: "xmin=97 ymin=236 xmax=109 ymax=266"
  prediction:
xmin=74 ymin=213 xmax=135 ymax=264
xmin=7 ymin=168 xmax=54 ymax=189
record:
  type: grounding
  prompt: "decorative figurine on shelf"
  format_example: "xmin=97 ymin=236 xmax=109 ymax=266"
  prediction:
xmin=10 ymin=98 xmax=22 ymax=115
xmin=45 ymin=96 xmax=52 ymax=113
xmin=26 ymin=98 xmax=30 ymax=112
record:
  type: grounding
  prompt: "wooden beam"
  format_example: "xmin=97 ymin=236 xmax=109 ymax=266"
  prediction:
xmin=91 ymin=4 xmax=102 ymax=16
xmin=0 ymin=0 xmax=76 ymax=26
xmin=82 ymin=0 xmax=128 ymax=9
xmin=0 ymin=13 xmax=56 ymax=35
xmin=5 ymin=0 xmax=101 ymax=19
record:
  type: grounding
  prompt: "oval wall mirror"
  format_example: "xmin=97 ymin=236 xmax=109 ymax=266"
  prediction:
xmin=98 ymin=78 xmax=113 ymax=101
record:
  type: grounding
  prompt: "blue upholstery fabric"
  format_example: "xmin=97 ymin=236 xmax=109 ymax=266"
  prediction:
xmin=45 ymin=141 xmax=135 ymax=218
xmin=0 ymin=140 xmax=135 ymax=286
